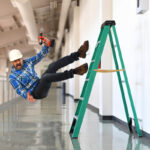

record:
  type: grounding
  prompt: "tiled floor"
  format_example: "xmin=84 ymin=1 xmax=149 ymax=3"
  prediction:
xmin=0 ymin=87 xmax=149 ymax=150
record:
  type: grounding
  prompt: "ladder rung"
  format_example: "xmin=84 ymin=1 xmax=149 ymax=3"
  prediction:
xmin=74 ymin=116 xmax=78 ymax=120
xmin=96 ymin=41 xmax=100 ymax=47
xmin=91 ymin=60 xmax=95 ymax=63
xmin=114 ymin=45 xmax=117 ymax=48
xmin=122 ymin=80 xmax=125 ymax=83
xmin=79 ymin=97 xmax=84 ymax=101
xmin=85 ymin=79 xmax=89 ymax=82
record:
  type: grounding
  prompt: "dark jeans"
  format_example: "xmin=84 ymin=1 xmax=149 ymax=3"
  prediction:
xmin=31 ymin=52 xmax=79 ymax=99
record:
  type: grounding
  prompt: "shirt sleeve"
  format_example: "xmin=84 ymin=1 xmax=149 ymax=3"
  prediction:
xmin=29 ymin=45 xmax=50 ymax=65
xmin=9 ymin=78 xmax=27 ymax=100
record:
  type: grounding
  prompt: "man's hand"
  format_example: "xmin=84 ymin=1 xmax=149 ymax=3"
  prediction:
xmin=43 ymin=37 xmax=55 ymax=47
xmin=39 ymin=34 xmax=55 ymax=47
xmin=43 ymin=37 xmax=51 ymax=47
xmin=27 ymin=92 xmax=36 ymax=103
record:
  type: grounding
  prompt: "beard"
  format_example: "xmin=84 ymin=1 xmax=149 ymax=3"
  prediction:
xmin=15 ymin=64 xmax=23 ymax=70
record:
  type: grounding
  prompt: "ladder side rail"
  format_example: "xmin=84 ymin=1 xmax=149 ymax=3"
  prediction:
xmin=112 ymin=26 xmax=142 ymax=136
xmin=109 ymin=30 xmax=130 ymax=124
xmin=84 ymin=27 xmax=105 ymax=83
xmin=72 ymin=26 xmax=111 ymax=138
xmin=73 ymin=28 xmax=105 ymax=116
xmin=75 ymin=29 xmax=103 ymax=116
xmin=69 ymin=27 xmax=105 ymax=134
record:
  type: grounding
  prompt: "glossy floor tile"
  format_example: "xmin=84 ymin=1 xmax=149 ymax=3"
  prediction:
xmin=0 ymin=87 xmax=149 ymax=150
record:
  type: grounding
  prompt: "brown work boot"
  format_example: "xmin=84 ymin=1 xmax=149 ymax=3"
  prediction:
xmin=78 ymin=40 xmax=89 ymax=58
xmin=73 ymin=63 xmax=88 ymax=75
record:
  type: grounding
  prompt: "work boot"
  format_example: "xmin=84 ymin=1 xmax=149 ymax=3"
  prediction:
xmin=77 ymin=40 xmax=89 ymax=58
xmin=73 ymin=63 xmax=88 ymax=75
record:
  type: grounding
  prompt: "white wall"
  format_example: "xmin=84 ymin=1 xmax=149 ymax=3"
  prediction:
xmin=79 ymin=0 xmax=101 ymax=108
xmin=61 ymin=30 xmax=70 ymax=93
xmin=73 ymin=7 xmax=80 ymax=99
xmin=0 ymin=57 xmax=7 ymax=75
xmin=99 ymin=0 xmax=113 ymax=115
xmin=112 ymin=0 xmax=150 ymax=133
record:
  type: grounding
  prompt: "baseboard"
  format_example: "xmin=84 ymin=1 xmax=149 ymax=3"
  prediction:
xmin=87 ymin=104 xmax=99 ymax=114
xmin=99 ymin=115 xmax=113 ymax=120
xmin=142 ymin=130 xmax=150 ymax=139
xmin=87 ymin=103 xmax=150 ymax=139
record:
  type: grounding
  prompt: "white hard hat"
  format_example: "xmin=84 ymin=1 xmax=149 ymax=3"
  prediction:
xmin=9 ymin=49 xmax=23 ymax=62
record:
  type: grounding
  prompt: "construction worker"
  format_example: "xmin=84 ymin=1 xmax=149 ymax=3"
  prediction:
xmin=9 ymin=37 xmax=89 ymax=102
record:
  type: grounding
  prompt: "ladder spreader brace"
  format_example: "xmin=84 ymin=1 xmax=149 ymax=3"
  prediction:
xmin=69 ymin=20 xmax=142 ymax=138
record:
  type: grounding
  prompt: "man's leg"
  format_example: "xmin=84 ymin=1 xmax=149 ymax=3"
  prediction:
xmin=32 ymin=63 xmax=88 ymax=99
xmin=42 ymin=69 xmax=74 ymax=82
xmin=32 ymin=69 xmax=74 ymax=99
xmin=43 ymin=52 xmax=79 ymax=74
xmin=43 ymin=40 xmax=89 ymax=74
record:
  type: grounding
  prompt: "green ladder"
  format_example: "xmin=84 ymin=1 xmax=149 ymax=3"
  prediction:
xmin=69 ymin=20 xmax=142 ymax=138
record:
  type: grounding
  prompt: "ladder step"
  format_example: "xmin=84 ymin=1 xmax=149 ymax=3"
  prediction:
xmin=96 ymin=41 xmax=100 ymax=47
xmin=74 ymin=115 xmax=78 ymax=120
xmin=79 ymin=97 xmax=84 ymax=101
xmin=85 ymin=79 xmax=89 ymax=82
xmin=70 ymin=116 xmax=78 ymax=134
xmin=91 ymin=60 xmax=95 ymax=63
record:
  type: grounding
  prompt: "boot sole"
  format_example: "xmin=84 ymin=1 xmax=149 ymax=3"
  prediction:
xmin=82 ymin=41 xmax=89 ymax=58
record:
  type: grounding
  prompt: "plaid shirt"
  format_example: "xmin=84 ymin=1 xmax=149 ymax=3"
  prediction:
xmin=9 ymin=45 xmax=50 ymax=100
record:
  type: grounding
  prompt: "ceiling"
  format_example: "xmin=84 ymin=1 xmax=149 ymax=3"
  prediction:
xmin=0 ymin=0 xmax=63 ymax=58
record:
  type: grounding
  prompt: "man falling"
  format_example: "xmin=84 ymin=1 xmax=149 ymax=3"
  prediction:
xmin=9 ymin=37 xmax=89 ymax=102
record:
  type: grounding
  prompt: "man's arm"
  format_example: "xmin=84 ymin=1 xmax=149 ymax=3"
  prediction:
xmin=9 ymin=78 xmax=36 ymax=102
xmin=9 ymin=78 xmax=28 ymax=99
xmin=29 ymin=45 xmax=50 ymax=65
xmin=29 ymin=38 xmax=54 ymax=65
xmin=27 ymin=92 xmax=36 ymax=102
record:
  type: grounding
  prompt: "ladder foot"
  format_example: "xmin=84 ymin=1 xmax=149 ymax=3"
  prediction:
xmin=69 ymin=118 xmax=77 ymax=134
xmin=128 ymin=118 xmax=133 ymax=133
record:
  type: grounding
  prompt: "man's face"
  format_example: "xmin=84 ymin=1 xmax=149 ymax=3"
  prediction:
xmin=12 ymin=58 xmax=23 ymax=70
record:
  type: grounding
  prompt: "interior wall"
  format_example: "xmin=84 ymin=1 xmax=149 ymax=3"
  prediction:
xmin=73 ymin=6 xmax=80 ymax=99
xmin=67 ymin=11 xmax=75 ymax=96
xmin=79 ymin=0 xmax=101 ymax=108
xmin=0 ymin=57 xmax=7 ymax=75
xmin=65 ymin=2 xmax=80 ymax=97
xmin=112 ymin=0 xmax=150 ymax=133
xmin=99 ymin=0 xmax=113 ymax=115
xmin=64 ymin=0 xmax=113 ymax=111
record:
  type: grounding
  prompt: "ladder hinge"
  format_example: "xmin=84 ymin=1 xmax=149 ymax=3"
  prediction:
xmin=101 ymin=20 xmax=116 ymax=28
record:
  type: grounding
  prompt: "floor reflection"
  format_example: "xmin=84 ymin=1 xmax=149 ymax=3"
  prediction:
xmin=0 ymin=88 xmax=149 ymax=150
xmin=126 ymin=135 xmax=141 ymax=150
xmin=71 ymin=139 xmax=81 ymax=150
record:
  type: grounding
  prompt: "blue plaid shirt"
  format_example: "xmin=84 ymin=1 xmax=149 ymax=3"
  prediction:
xmin=9 ymin=45 xmax=50 ymax=100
